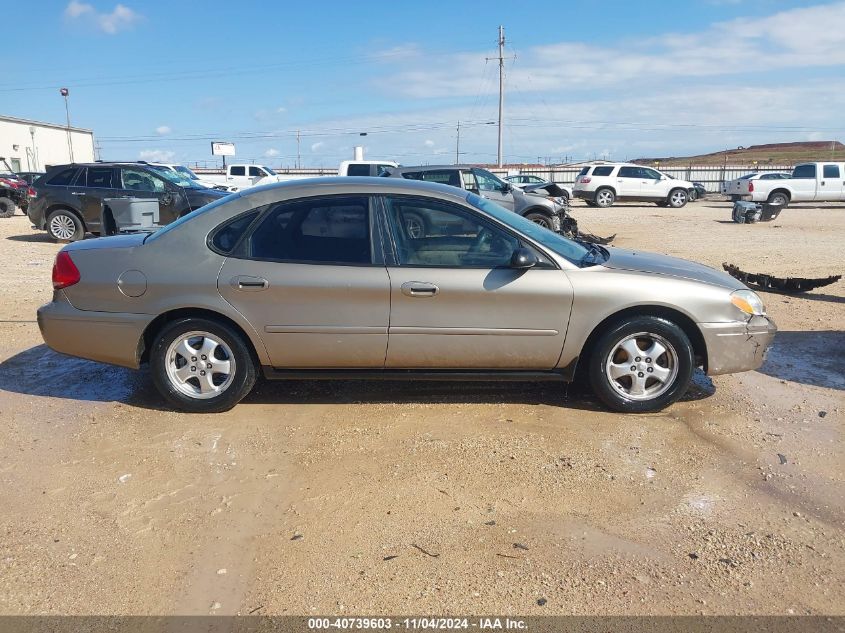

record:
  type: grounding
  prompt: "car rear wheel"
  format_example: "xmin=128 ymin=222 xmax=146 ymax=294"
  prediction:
xmin=47 ymin=209 xmax=84 ymax=242
xmin=0 ymin=197 xmax=15 ymax=218
xmin=767 ymin=192 xmax=789 ymax=207
xmin=150 ymin=318 xmax=257 ymax=413
xmin=588 ymin=316 xmax=694 ymax=413
xmin=524 ymin=211 xmax=554 ymax=229
xmin=668 ymin=188 xmax=688 ymax=208
xmin=688 ymin=189 xmax=698 ymax=201
xmin=594 ymin=188 xmax=615 ymax=208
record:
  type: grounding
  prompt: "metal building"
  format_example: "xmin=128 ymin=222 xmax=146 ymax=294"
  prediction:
xmin=0 ymin=114 xmax=95 ymax=173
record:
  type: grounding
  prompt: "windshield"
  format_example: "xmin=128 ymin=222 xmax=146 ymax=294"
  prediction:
xmin=149 ymin=165 xmax=205 ymax=189
xmin=263 ymin=166 xmax=277 ymax=175
xmin=173 ymin=165 xmax=200 ymax=180
xmin=466 ymin=193 xmax=591 ymax=265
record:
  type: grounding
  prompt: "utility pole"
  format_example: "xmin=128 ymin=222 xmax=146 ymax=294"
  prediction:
xmin=455 ymin=121 xmax=461 ymax=164
xmin=496 ymin=25 xmax=505 ymax=167
xmin=296 ymin=130 xmax=301 ymax=169
xmin=60 ymin=87 xmax=74 ymax=163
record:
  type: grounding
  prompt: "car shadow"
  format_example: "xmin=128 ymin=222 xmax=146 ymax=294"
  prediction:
xmin=758 ymin=330 xmax=845 ymax=390
xmin=0 ymin=345 xmax=718 ymax=412
xmin=6 ymin=233 xmax=55 ymax=243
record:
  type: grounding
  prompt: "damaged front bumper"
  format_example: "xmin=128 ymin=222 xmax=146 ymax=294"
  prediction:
xmin=699 ymin=315 xmax=777 ymax=375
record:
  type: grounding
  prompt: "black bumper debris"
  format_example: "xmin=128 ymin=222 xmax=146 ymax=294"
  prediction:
xmin=723 ymin=263 xmax=842 ymax=293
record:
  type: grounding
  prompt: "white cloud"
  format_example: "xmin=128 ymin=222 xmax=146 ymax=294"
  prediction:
xmin=139 ymin=149 xmax=175 ymax=163
xmin=423 ymin=139 xmax=435 ymax=147
xmin=64 ymin=1 xmax=142 ymax=34
xmin=276 ymin=107 xmax=287 ymax=114
xmin=155 ymin=125 xmax=171 ymax=135
xmin=310 ymin=142 xmax=325 ymax=152
xmin=263 ymin=148 xmax=280 ymax=157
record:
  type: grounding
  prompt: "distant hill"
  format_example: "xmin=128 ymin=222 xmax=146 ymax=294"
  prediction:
xmin=633 ymin=141 xmax=845 ymax=167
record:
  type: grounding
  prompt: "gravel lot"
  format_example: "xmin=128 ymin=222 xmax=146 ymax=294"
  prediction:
xmin=0 ymin=197 xmax=842 ymax=616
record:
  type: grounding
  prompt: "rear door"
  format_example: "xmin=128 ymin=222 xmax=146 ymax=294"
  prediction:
xmin=616 ymin=166 xmax=642 ymax=197
xmin=76 ymin=166 xmax=118 ymax=232
xmin=817 ymin=164 xmax=843 ymax=201
xmin=227 ymin=166 xmax=248 ymax=189
xmin=217 ymin=194 xmax=390 ymax=368
xmin=790 ymin=164 xmax=819 ymax=201
xmin=380 ymin=194 xmax=571 ymax=369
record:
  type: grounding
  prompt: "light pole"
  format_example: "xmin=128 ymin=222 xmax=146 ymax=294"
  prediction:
xmin=28 ymin=126 xmax=37 ymax=171
xmin=60 ymin=88 xmax=74 ymax=163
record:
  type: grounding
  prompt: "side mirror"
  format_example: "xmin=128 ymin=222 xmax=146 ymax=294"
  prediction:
xmin=510 ymin=247 xmax=538 ymax=270
xmin=501 ymin=182 xmax=513 ymax=193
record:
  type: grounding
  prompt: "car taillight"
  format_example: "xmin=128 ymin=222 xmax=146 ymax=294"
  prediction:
xmin=27 ymin=186 xmax=36 ymax=198
xmin=52 ymin=251 xmax=80 ymax=289
xmin=580 ymin=177 xmax=591 ymax=183
xmin=748 ymin=182 xmax=754 ymax=192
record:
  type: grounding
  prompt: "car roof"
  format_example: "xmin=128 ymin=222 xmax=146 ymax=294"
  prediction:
xmin=389 ymin=164 xmax=490 ymax=172
xmin=236 ymin=176 xmax=471 ymax=203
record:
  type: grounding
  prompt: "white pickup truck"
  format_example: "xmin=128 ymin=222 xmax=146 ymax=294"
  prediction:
xmin=202 ymin=164 xmax=284 ymax=192
xmin=739 ymin=162 xmax=845 ymax=206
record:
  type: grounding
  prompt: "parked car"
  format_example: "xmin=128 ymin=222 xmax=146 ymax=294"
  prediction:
xmin=339 ymin=160 xmax=398 ymax=176
xmin=735 ymin=163 xmax=844 ymax=206
xmin=722 ymin=172 xmax=791 ymax=201
xmin=573 ymin=163 xmax=695 ymax=208
xmin=202 ymin=164 xmax=284 ymax=192
xmin=38 ymin=177 xmax=776 ymax=415
xmin=28 ymin=162 xmax=228 ymax=242
xmin=505 ymin=174 xmax=572 ymax=201
xmin=383 ymin=165 xmax=566 ymax=231
xmin=14 ymin=171 xmax=46 ymax=185
xmin=688 ymin=182 xmax=707 ymax=201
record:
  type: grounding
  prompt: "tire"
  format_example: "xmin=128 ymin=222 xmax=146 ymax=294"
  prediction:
xmin=667 ymin=188 xmax=688 ymax=208
xmin=150 ymin=318 xmax=257 ymax=413
xmin=688 ymin=189 xmax=698 ymax=202
xmin=46 ymin=209 xmax=85 ymax=242
xmin=588 ymin=315 xmax=694 ymax=413
xmin=403 ymin=211 xmax=427 ymax=239
xmin=594 ymin=188 xmax=615 ymax=208
xmin=524 ymin=211 xmax=554 ymax=229
xmin=0 ymin=197 xmax=15 ymax=218
xmin=767 ymin=191 xmax=789 ymax=207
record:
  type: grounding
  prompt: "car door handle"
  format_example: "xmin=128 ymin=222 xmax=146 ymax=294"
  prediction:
xmin=231 ymin=275 xmax=269 ymax=291
xmin=70 ymin=191 xmax=85 ymax=196
xmin=401 ymin=281 xmax=439 ymax=297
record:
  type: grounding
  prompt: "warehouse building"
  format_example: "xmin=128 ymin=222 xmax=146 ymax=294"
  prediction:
xmin=0 ymin=114 xmax=95 ymax=173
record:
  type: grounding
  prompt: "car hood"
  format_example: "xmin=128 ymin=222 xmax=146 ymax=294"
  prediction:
xmin=602 ymin=248 xmax=744 ymax=290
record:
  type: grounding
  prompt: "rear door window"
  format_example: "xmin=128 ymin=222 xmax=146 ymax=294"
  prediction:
xmin=823 ymin=164 xmax=841 ymax=178
xmin=46 ymin=168 xmax=78 ymax=186
xmin=86 ymin=167 xmax=115 ymax=188
xmin=618 ymin=167 xmax=638 ymax=178
xmin=405 ymin=170 xmax=460 ymax=187
xmin=230 ymin=166 xmax=246 ymax=176
xmin=346 ymin=164 xmax=371 ymax=177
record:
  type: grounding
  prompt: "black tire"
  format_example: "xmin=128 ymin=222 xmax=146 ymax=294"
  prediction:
xmin=594 ymin=188 xmax=615 ymax=208
xmin=402 ymin=211 xmax=427 ymax=239
xmin=767 ymin=191 xmax=789 ymax=207
xmin=46 ymin=208 xmax=85 ymax=242
xmin=150 ymin=317 xmax=257 ymax=413
xmin=688 ymin=189 xmax=698 ymax=202
xmin=0 ymin=197 xmax=15 ymax=218
xmin=667 ymin=188 xmax=688 ymax=208
xmin=523 ymin=211 xmax=554 ymax=229
xmin=588 ymin=315 xmax=694 ymax=413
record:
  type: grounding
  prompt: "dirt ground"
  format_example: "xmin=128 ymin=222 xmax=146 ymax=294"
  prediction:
xmin=0 ymin=197 xmax=842 ymax=616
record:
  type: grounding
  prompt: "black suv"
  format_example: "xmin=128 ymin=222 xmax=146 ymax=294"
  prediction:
xmin=28 ymin=162 xmax=228 ymax=241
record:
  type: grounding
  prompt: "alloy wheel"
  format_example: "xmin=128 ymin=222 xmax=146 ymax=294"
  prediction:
xmin=605 ymin=332 xmax=679 ymax=401
xmin=49 ymin=214 xmax=76 ymax=240
xmin=164 ymin=331 xmax=236 ymax=400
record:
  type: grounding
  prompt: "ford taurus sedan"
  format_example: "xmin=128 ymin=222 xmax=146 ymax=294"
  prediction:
xmin=37 ymin=178 xmax=776 ymax=414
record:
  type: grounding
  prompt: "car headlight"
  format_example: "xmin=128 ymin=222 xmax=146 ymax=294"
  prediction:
xmin=731 ymin=289 xmax=766 ymax=316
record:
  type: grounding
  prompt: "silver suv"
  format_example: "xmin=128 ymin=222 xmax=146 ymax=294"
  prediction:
xmin=383 ymin=165 xmax=566 ymax=231
xmin=573 ymin=162 xmax=695 ymax=208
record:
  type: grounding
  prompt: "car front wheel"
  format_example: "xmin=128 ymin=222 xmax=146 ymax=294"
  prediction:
xmin=150 ymin=318 xmax=257 ymax=413
xmin=667 ymin=188 xmax=688 ymax=208
xmin=524 ymin=211 xmax=554 ymax=229
xmin=588 ymin=316 xmax=694 ymax=413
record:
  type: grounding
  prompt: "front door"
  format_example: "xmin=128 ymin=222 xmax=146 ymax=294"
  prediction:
xmin=118 ymin=167 xmax=181 ymax=224
xmin=217 ymin=194 xmax=390 ymax=368
xmin=75 ymin=166 xmax=119 ymax=232
xmin=471 ymin=168 xmax=515 ymax=211
xmin=380 ymin=195 xmax=572 ymax=369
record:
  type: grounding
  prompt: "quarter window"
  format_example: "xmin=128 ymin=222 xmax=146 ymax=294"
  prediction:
xmin=823 ymin=164 xmax=840 ymax=178
xmin=86 ymin=167 xmax=115 ymax=188
xmin=593 ymin=166 xmax=614 ymax=176
xmin=384 ymin=196 xmax=520 ymax=268
xmin=211 ymin=210 xmax=260 ymax=254
xmin=46 ymin=168 xmax=78 ymax=186
xmin=247 ymin=196 xmax=371 ymax=265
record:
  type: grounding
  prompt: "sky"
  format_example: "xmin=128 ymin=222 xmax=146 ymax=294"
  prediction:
xmin=3 ymin=0 xmax=845 ymax=167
